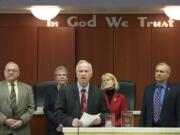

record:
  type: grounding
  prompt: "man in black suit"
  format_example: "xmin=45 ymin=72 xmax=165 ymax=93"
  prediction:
xmin=55 ymin=60 xmax=109 ymax=127
xmin=140 ymin=62 xmax=180 ymax=127
xmin=44 ymin=66 xmax=68 ymax=135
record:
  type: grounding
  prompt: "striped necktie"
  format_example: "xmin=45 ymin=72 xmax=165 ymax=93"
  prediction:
xmin=153 ymin=85 xmax=161 ymax=122
xmin=10 ymin=83 xmax=17 ymax=116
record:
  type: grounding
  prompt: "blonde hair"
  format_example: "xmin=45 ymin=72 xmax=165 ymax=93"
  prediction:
xmin=54 ymin=66 xmax=68 ymax=77
xmin=101 ymin=73 xmax=119 ymax=91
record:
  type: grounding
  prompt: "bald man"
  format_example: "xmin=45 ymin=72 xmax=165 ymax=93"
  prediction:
xmin=0 ymin=61 xmax=34 ymax=135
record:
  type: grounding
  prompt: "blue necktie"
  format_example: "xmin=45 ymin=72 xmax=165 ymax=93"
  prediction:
xmin=153 ymin=86 xmax=161 ymax=122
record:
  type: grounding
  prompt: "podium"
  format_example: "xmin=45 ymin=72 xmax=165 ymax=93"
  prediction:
xmin=31 ymin=111 xmax=180 ymax=135
xmin=63 ymin=128 xmax=180 ymax=135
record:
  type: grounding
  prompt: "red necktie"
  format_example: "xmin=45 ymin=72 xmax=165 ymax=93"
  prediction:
xmin=81 ymin=89 xmax=86 ymax=113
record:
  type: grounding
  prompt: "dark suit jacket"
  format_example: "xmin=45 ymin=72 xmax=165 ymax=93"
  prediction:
xmin=104 ymin=92 xmax=127 ymax=127
xmin=55 ymin=83 xmax=109 ymax=127
xmin=140 ymin=82 xmax=180 ymax=127
xmin=44 ymin=85 xmax=63 ymax=135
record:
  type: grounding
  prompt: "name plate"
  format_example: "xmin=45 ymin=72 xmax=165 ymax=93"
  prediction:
xmin=121 ymin=111 xmax=134 ymax=127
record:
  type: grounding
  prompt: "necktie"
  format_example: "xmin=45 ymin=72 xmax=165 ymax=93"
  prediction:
xmin=81 ymin=89 xmax=86 ymax=113
xmin=10 ymin=83 xmax=17 ymax=116
xmin=153 ymin=86 xmax=161 ymax=122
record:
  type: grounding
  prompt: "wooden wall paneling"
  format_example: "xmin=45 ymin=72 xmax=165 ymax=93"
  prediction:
xmin=0 ymin=27 xmax=38 ymax=85
xmin=76 ymin=28 xmax=114 ymax=86
xmin=151 ymin=28 xmax=180 ymax=82
xmin=114 ymin=28 xmax=151 ymax=110
xmin=0 ymin=14 xmax=47 ymax=27
xmin=38 ymin=27 xmax=75 ymax=83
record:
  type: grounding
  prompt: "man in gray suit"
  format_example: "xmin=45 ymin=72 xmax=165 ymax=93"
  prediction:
xmin=0 ymin=61 xmax=34 ymax=135
xmin=55 ymin=60 xmax=109 ymax=127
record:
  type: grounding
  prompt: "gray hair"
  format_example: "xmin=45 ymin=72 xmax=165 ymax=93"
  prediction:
xmin=156 ymin=62 xmax=171 ymax=74
xmin=76 ymin=60 xmax=93 ymax=74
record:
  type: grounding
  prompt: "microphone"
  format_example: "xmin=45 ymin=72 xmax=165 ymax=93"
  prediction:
xmin=73 ymin=91 xmax=80 ymax=135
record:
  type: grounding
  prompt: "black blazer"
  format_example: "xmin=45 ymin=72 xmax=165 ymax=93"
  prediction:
xmin=55 ymin=83 xmax=109 ymax=127
xmin=140 ymin=82 xmax=180 ymax=127
xmin=44 ymin=85 xmax=63 ymax=135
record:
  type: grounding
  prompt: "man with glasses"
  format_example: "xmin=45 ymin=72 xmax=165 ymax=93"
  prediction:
xmin=0 ymin=61 xmax=34 ymax=135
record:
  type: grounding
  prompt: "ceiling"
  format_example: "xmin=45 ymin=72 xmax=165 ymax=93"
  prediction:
xmin=0 ymin=0 xmax=180 ymax=14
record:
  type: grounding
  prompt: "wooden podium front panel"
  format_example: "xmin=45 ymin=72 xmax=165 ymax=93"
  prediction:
xmin=31 ymin=115 xmax=48 ymax=135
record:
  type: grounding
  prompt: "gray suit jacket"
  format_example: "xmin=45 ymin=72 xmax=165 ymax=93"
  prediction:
xmin=0 ymin=80 xmax=35 ymax=135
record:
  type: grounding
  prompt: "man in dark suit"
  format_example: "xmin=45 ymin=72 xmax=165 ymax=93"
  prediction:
xmin=0 ymin=61 xmax=34 ymax=135
xmin=44 ymin=66 xmax=68 ymax=135
xmin=140 ymin=62 xmax=180 ymax=127
xmin=55 ymin=60 xmax=109 ymax=127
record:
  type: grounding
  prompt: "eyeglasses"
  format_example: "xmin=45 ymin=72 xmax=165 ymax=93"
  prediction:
xmin=6 ymin=69 xmax=18 ymax=73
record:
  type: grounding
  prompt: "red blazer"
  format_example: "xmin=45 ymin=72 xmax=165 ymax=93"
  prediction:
xmin=104 ymin=92 xmax=128 ymax=127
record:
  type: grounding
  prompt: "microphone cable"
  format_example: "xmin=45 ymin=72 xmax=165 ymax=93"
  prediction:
xmin=74 ymin=92 xmax=80 ymax=135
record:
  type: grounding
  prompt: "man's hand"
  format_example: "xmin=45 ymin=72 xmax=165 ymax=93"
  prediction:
xmin=10 ymin=120 xmax=23 ymax=129
xmin=4 ymin=119 xmax=17 ymax=127
xmin=91 ymin=116 xmax=101 ymax=125
xmin=4 ymin=119 xmax=23 ymax=129
xmin=56 ymin=124 xmax=63 ymax=132
xmin=72 ymin=118 xmax=83 ymax=127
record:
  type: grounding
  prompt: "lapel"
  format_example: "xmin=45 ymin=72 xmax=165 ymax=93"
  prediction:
xmin=72 ymin=84 xmax=80 ymax=103
xmin=161 ymin=82 xmax=171 ymax=110
xmin=149 ymin=84 xmax=156 ymax=105
xmin=17 ymin=81 xmax=23 ymax=108
xmin=111 ymin=92 xmax=121 ymax=107
xmin=87 ymin=85 xmax=94 ymax=112
xmin=104 ymin=92 xmax=120 ymax=110
xmin=149 ymin=84 xmax=156 ymax=110
xmin=2 ymin=80 xmax=11 ymax=102
xmin=72 ymin=84 xmax=81 ymax=116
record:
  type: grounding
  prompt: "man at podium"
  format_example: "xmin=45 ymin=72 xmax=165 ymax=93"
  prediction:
xmin=55 ymin=60 xmax=109 ymax=127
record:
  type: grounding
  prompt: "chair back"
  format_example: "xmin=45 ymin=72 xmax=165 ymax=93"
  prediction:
xmin=119 ymin=80 xmax=136 ymax=110
xmin=33 ymin=81 xmax=56 ymax=109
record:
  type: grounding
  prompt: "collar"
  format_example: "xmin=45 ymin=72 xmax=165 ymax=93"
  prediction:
xmin=155 ymin=80 xmax=167 ymax=89
xmin=7 ymin=80 xmax=18 ymax=87
xmin=77 ymin=81 xmax=89 ymax=93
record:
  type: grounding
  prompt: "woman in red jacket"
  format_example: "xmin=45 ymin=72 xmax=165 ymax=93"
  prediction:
xmin=101 ymin=73 xmax=128 ymax=127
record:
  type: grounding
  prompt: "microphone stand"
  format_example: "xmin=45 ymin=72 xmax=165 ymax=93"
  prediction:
xmin=74 ymin=93 xmax=80 ymax=135
xmin=76 ymin=99 xmax=80 ymax=135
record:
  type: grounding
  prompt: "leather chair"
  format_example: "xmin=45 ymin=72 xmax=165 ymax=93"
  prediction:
xmin=119 ymin=80 xmax=136 ymax=110
xmin=33 ymin=81 xmax=56 ymax=109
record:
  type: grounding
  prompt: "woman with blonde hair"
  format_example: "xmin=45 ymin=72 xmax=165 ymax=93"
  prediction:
xmin=101 ymin=73 xmax=127 ymax=127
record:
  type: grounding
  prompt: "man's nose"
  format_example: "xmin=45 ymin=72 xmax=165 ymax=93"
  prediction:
xmin=9 ymin=71 xmax=14 ymax=73
xmin=157 ymin=72 xmax=161 ymax=75
xmin=81 ymin=72 xmax=86 ymax=75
